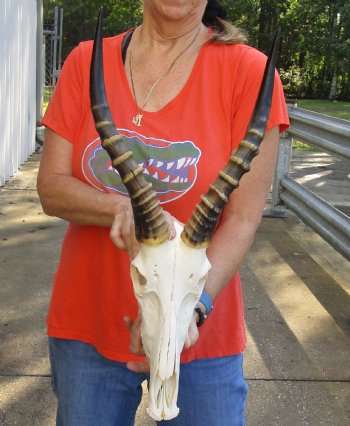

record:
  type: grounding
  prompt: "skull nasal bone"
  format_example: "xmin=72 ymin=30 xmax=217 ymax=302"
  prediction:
xmin=158 ymin=302 xmax=177 ymax=380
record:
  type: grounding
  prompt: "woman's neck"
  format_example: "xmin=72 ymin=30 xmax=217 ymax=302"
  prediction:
xmin=140 ymin=18 xmax=205 ymax=53
xmin=123 ymin=2 xmax=209 ymax=114
xmin=140 ymin=0 xmax=207 ymax=50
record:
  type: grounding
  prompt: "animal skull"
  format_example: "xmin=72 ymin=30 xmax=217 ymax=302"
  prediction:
xmin=90 ymin=7 xmax=279 ymax=421
xmin=131 ymin=220 xmax=211 ymax=420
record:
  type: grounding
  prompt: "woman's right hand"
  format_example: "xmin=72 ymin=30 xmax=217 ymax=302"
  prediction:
xmin=110 ymin=200 xmax=140 ymax=260
xmin=110 ymin=207 xmax=177 ymax=260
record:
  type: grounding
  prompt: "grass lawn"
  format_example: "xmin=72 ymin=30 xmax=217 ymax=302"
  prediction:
xmin=298 ymin=99 xmax=350 ymax=121
xmin=43 ymin=86 xmax=54 ymax=114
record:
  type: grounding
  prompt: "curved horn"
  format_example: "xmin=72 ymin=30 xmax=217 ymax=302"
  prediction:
xmin=181 ymin=31 xmax=281 ymax=248
xmin=90 ymin=8 xmax=169 ymax=245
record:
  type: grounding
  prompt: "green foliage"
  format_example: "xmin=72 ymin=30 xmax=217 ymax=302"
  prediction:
xmin=104 ymin=0 xmax=143 ymax=35
xmin=222 ymin=0 xmax=350 ymax=100
xmin=43 ymin=0 xmax=143 ymax=59
xmin=298 ymin=99 xmax=350 ymax=121
xmin=44 ymin=0 xmax=350 ymax=100
xmin=292 ymin=140 xmax=319 ymax=152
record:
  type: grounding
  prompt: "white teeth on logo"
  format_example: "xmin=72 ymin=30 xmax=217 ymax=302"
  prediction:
xmin=148 ymin=159 xmax=154 ymax=166
xmin=173 ymin=176 xmax=180 ymax=183
xmin=167 ymin=162 xmax=174 ymax=170
xmin=144 ymin=168 xmax=150 ymax=175
xmin=156 ymin=161 xmax=163 ymax=168
xmin=184 ymin=157 xmax=192 ymax=167
xmin=162 ymin=176 xmax=170 ymax=183
xmin=152 ymin=172 xmax=159 ymax=179
xmin=190 ymin=158 xmax=196 ymax=165
xmin=176 ymin=157 xmax=186 ymax=169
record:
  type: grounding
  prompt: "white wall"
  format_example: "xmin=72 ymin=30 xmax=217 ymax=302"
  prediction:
xmin=0 ymin=0 xmax=37 ymax=186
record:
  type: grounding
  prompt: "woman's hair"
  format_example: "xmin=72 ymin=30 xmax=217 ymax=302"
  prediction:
xmin=202 ymin=0 xmax=247 ymax=44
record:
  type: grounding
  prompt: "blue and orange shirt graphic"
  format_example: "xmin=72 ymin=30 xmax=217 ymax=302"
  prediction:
xmin=82 ymin=129 xmax=201 ymax=204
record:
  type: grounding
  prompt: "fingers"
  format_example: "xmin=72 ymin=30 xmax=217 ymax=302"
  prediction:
xmin=124 ymin=316 xmax=149 ymax=372
xmin=126 ymin=359 xmax=150 ymax=373
xmin=111 ymin=207 xmax=176 ymax=259
xmin=110 ymin=206 xmax=139 ymax=259
xmin=163 ymin=210 xmax=176 ymax=239
xmin=184 ymin=314 xmax=199 ymax=349
xmin=123 ymin=315 xmax=144 ymax=356
xmin=110 ymin=213 xmax=129 ymax=250
xmin=123 ymin=316 xmax=134 ymax=330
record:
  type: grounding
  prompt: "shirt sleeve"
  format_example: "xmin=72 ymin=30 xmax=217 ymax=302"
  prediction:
xmin=231 ymin=46 xmax=290 ymax=148
xmin=41 ymin=44 xmax=84 ymax=143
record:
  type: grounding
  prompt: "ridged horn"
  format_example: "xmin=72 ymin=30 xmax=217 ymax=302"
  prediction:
xmin=181 ymin=30 xmax=281 ymax=248
xmin=90 ymin=8 xmax=169 ymax=245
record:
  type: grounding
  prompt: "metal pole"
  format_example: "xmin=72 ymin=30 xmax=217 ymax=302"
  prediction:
xmin=52 ymin=6 xmax=58 ymax=86
xmin=36 ymin=0 xmax=44 ymax=125
xmin=58 ymin=8 xmax=63 ymax=74
xmin=264 ymin=133 xmax=292 ymax=217
xmin=263 ymin=99 xmax=296 ymax=218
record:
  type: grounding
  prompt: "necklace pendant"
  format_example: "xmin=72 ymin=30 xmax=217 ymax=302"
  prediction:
xmin=132 ymin=113 xmax=143 ymax=127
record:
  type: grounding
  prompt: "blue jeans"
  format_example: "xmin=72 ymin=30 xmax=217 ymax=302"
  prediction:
xmin=49 ymin=337 xmax=248 ymax=426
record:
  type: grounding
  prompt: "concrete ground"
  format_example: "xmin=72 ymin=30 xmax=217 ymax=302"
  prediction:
xmin=0 ymin=152 xmax=349 ymax=425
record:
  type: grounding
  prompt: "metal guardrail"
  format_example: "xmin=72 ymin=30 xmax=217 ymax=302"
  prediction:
xmin=265 ymin=105 xmax=350 ymax=261
xmin=287 ymin=107 xmax=350 ymax=160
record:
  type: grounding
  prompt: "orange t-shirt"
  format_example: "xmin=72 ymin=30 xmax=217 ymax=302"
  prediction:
xmin=42 ymin=32 xmax=289 ymax=363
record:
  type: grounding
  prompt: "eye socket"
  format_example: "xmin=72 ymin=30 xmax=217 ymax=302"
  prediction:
xmin=130 ymin=265 xmax=147 ymax=292
xmin=137 ymin=269 xmax=147 ymax=286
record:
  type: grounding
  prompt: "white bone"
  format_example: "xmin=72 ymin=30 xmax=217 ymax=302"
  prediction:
xmin=130 ymin=220 xmax=211 ymax=420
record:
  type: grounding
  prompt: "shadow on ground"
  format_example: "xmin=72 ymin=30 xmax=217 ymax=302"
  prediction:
xmin=1 ymin=153 xmax=350 ymax=425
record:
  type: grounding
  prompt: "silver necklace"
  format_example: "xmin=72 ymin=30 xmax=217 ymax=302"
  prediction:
xmin=129 ymin=26 xmax=201 ymax=127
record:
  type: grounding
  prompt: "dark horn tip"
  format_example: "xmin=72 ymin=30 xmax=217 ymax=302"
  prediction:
xmin=267 ymin=29 xmax=281 ymax=68
xmin=98 ymin=6 xmax=105 ymax=20
xmin=93 ymin=6 xmax=105 ymax=43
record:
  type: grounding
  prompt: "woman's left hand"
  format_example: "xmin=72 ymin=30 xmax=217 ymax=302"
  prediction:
xmin=184 ymin=313 xmax=199 ymax=349
xmin=124 ymin=315 xmax=149 ymax=373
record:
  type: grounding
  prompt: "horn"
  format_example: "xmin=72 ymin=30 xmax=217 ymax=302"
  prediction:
xmin=181 ymin=31 xmax=281 ymax=248
xmin=90 ymin=8 xmax=169 ymax=245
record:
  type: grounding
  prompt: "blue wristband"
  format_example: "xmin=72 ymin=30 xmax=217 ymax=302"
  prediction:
xmin=199 ymin=291 xmax=213 ymax=315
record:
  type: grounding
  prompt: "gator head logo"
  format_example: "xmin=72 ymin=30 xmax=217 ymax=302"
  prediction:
xmin=82 ymin=130 xmax=201 ymax=204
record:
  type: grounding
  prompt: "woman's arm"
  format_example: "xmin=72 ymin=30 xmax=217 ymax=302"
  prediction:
xmin=203 ymin=126 xmax=280 ymax=302
xmin=37 ymin=128 xmax=139 ymax=253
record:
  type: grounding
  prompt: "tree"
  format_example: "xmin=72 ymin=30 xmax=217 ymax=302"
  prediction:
xmin=43 ymin=0 xmax=142 ymax=59
xmin=44 ymin=0 xmax=350 ymax=100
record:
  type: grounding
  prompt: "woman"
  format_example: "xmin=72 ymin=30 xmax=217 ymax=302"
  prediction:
xmin=38 ymin=0 xmax=289 ymax=424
